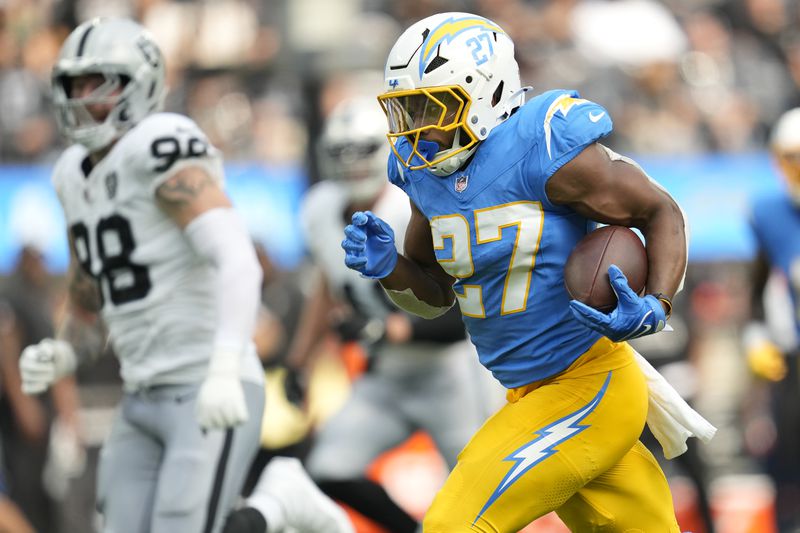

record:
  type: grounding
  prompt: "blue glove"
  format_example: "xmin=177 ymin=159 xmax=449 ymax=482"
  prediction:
xmin=342 ymin=211 xmax=398 ymax=279
xmin=569 ymin=264 xmax=667 ymax=342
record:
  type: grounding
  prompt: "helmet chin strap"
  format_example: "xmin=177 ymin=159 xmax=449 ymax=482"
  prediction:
xmin=430 ymin=145 xmax=477 ymax=176
xmin=429 ymin=129 xmax=475 ymax=177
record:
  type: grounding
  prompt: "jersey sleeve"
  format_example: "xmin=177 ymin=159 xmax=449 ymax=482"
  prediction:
xmin=299 ymin=181 xmax=345 ymax=253
xmin=521 ymin=90 xmax=613 ymax=205
xmin=50 ymin=145 xmax=86 ymax=207
xmin=122 ymin=113 xmax=225 ymax=196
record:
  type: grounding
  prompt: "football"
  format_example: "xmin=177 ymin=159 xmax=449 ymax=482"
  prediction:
xmin=564 ymin=225 xmax=648 ymax=312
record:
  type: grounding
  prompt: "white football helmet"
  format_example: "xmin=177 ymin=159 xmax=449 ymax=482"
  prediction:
xmin=378 ymin=12 xmax=527 ymax=176
xmin=52 ymin=17 xmax=166 ymax=151
xmin=318 ymin=97 xmax=390 ymax=203
xmin=771 ymin=107 xmax=800 ymax=204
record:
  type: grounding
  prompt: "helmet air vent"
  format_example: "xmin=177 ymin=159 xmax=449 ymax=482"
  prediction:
xmin=424 ymin=55 xmax=449 ymax=74
xmin=492 ymin=80 xmax=505 ymax=107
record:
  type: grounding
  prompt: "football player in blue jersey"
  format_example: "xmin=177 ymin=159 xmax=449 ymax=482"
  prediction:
xmin=341 ymin=12 xmax=714 ymax=532
xmin=745 ymin=107 xmax=800 ymax=530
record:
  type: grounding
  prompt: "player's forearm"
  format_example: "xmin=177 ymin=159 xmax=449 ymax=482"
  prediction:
xmin=56 ymin=311 xmax=107 ymax=363
xmin=51 ymin=376 xmax=82 ymax=430
xmin=61 ymin=262 xmax=107 ymax=362
xmin=640 ymin=196 xmax=687 ymax=300
xmin=0 ymin=498 xmax=35 ymax=533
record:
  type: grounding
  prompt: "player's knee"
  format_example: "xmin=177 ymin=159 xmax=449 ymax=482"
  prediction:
xmin=159 ymin=453 xmax=214 ymax=515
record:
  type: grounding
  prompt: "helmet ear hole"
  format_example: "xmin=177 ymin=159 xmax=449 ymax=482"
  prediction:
xmin=492 ymin=80 xmax=505 ymax=107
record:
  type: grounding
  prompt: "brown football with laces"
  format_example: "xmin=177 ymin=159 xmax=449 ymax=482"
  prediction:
xmin=564 ymin=225 xmax=648 ymax=312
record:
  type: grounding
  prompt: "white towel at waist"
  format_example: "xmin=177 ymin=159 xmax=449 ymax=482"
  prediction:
xmin=634 ymin=351 xmax=717 ymax=460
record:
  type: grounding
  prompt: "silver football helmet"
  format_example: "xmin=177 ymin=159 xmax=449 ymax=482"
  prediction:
xmin=378 ymin=12 xmax=527 ymax=176
xmin=52 ymin=17 xmax=166 ymax=151
xmin=318 ymin=97 xmax=390 ymax=204
xmin=771 ymin=107 xmax=800 ymax=204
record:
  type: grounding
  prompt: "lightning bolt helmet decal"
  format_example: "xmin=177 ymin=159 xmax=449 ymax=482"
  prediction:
xmin=418 ymin=15 xmax=504 ymax=78
xmin=378 ymin=12 xmax=526 ymax=176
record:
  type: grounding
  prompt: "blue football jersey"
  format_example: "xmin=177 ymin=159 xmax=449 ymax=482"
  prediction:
xmin=388 ymin=89 xmax=613 ymax=388
xmin=750 ymin=192 xmax=800 ymax=341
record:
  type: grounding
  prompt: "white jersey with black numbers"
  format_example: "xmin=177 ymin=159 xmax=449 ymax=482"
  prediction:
xmin=52 ymin=112 xmax=260 ymax=389
xmin=301 ymin=181 xmax=409 ymax=320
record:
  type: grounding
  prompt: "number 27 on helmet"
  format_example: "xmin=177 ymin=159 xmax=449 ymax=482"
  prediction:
xmin=378 ymin=12 xmax=528 ymax=176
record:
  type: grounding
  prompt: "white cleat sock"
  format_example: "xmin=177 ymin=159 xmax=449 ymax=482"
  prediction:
xmin=249 ymin=456 xmax=354 ymax=533
xmin=247 ymin=490 xmax=286 ymax=533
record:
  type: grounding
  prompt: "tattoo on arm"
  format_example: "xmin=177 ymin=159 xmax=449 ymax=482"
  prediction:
xmin=156 ymin=170 xmax=216 ymax=207
xmin=68 ymin=264 xmax=102 ymax=313
xmin=58 ymin=263 xmax=107 ymax=363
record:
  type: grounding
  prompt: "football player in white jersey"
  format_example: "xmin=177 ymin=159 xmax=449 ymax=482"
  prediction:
xmin=17 ymin=17 xmax=352 ymax=533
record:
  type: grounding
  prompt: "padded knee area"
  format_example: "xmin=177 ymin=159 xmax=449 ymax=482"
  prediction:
xmin=557 ymin=442 xmax=680 ymax=532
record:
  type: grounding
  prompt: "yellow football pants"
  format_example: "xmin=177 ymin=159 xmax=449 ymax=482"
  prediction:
xmin=423 ymin=337 xmax=680 ymax=532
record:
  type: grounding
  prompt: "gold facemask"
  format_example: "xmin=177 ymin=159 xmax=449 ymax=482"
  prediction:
xmin=377 ymin=86 xmax=477 ymax=171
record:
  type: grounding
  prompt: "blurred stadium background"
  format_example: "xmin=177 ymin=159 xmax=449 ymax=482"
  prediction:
xmin=1 ymin=0 xmax=798 ymax=531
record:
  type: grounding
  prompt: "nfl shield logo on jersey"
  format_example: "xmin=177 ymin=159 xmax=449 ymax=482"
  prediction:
xmin=455 ymin=175 xmax=469 ymax=193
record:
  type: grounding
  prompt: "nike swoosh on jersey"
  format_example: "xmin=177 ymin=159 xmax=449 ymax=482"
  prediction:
xmin=589 ymin=111 xmax=606 ymax=123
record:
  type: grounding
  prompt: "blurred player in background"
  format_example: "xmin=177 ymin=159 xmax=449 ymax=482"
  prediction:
xmin=342 ymin=12 xmax=714 ymax=531
xmin=288 ymin=97 xmax=490 ymax=532
xmin=745 ymin=107 xmax=800 ymax=530
xmin=0 ymin=338 xmax=36 ymax=533
xmin=0 ymin=463 xmax=34 ymax=533
xmin=0 ymin=245 xmax=82 ymax=533
xmin=17 ymin=17 xmax=350 ymax=533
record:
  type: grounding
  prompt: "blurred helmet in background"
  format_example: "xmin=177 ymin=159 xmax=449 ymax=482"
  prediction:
xmin=52 ymin=17 xmax=166 ymax=151
xmin=318 ymin=97 xmax=389 ymax=204
xmin=378 ymin=12 xmax=526 ymax=176
xmin=771 ymin=107 xmax=800 ymax=204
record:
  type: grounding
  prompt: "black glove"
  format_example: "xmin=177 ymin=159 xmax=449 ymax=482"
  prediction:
xmin=282 ymin=365 xmax=306 ymax=407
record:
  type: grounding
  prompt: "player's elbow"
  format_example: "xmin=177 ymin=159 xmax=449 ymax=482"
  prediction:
xmin=658 ymin=194 xmax=687 ymax=236
xmin=641 ymin=191 xmax=685 ymax=235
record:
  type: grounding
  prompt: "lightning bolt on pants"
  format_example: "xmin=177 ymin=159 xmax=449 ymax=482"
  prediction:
xmin=423 ymin=337 xmax=680 ymax=532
